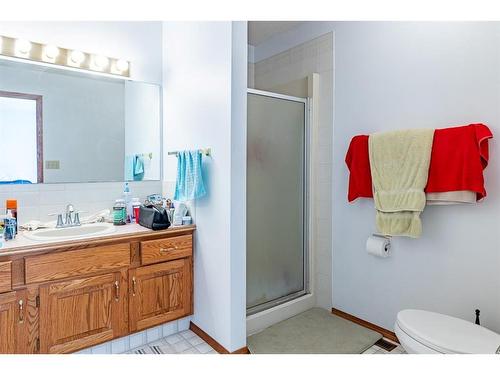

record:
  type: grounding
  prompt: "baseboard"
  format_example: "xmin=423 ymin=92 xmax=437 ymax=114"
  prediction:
xmin=189 ymin=322 xmax=250 ymax=354
xmin=331 ymin=308 xmax=399 ymax=343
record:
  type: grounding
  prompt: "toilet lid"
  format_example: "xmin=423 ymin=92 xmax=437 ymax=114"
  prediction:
xmin=397 ymin=309 xmax=500 ymax=354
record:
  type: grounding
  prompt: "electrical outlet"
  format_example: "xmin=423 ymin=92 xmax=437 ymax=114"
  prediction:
xmin=45 ymin=160 xmax=60 ymax=169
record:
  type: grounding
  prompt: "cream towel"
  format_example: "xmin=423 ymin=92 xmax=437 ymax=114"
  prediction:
xmin=426 ymin=191 xmax=477 ymax=205
xmin=369 ymin=129 xmax=435 ymax=238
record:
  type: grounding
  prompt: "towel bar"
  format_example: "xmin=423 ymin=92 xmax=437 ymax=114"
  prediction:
xmin=168 ymin=148 xmax=211 ymax=157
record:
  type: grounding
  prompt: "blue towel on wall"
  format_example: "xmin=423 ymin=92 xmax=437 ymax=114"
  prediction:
xmin=133 ymin=155 xmax=145 ymax=181
xmin=174 ymin=150 xmax=206 ymax=201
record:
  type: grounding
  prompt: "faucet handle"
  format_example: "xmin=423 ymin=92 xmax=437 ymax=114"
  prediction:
xmin=65 ymin=212 xmax=73 ymax=226
xmin=48 ymin=213 xmax=64 ymax=228
xmin=73 ymin=212 xmax=81 ymax=226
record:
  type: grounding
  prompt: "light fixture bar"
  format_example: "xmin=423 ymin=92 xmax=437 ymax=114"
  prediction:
xmin=0 ymin=35 xmax=130 ymax=77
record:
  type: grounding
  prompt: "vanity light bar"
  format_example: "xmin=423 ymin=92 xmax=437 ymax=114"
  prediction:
xmin=0 ymin=35 xmax=130 ymax=77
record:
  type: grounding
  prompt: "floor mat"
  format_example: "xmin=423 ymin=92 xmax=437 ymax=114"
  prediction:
xmin=247 ymin=308 xmax=382 ymax=354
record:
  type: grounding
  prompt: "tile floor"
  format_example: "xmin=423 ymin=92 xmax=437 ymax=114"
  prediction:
xmin=362 ymin=339 xmax=406 ymax=354
xmin=126 ymin=329 xmax=217 ymax=354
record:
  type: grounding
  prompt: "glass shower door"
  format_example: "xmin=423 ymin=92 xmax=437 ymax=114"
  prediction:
xmin=246 ymin=90 xmax=308 ymax=315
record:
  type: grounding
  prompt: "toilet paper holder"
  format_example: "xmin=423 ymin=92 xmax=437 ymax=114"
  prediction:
xmin=367 ymin=233 xmax=392 ymax=257
xmin=372 ymin=233 xmax=391 ymax=240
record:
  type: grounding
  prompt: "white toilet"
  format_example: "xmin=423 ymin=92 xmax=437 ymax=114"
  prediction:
xmin=395 ymin=309 xmax=500 ymax=354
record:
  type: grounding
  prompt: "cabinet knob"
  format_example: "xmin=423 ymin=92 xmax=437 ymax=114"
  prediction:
xmin=132 ymin=277 xmax=137 ymax=296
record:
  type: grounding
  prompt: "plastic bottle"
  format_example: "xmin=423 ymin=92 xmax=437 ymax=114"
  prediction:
xmin=123 ymin=182 xmax=132 ymax=223
xmin=4 ymin=210 xmax=16 ymax=240
xmin=6 ymin=199 xmax=17 ymax=232
xmin=113 ymin=199 xmax=127 ymax=226
xmin=131 ymin=198 xmax=141 ymax=224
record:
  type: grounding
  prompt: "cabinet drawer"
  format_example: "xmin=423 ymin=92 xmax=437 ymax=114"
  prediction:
xmin=0 ymin=261 xmax=12 ymax=293
xmin=25 ymin=243 xmax=130 ymax=284
xmin=141 ymin=235 xmax=192 ymax=265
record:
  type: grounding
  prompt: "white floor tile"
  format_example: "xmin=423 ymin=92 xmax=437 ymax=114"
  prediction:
xmin=172 ymin=340 xmax=191 ymax=353
xmin=180 ymin=330 xmax=196 ymax=340
xmin=181 ymin=348 xmax=199 ymax=354
xmin=165 ymin=333 xmax=184 ymax=345
xmin=195 ymin=342 xmax=213 ymax=354
xmin=187 ymin=335 xmax=204 ymax=346
xmin=124 ymin=329 xmax=216 ymax=355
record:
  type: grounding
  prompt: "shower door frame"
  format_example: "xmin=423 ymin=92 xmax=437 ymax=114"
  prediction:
xmin=246 ymin=88 xmax=311 ymax=316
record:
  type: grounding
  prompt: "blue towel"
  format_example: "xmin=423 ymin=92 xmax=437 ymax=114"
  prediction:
xmin=0 ymin=180 xmax=32 ymax=185
xmin=133 ymin=155 xmax=145 ymax=181
xmin=124 ymin=155 xmax=134 ymax=181
xmin=174 ymin=150 xmax=206 ymax=201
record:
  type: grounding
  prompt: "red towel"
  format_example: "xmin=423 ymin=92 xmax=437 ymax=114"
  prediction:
xmin=345 ymin=135 xmax=373 ymax=202
xmin=345 ymin=124 xmax=493 ymax=202
xmin=425 ymin=124 xmax=493 ymax=201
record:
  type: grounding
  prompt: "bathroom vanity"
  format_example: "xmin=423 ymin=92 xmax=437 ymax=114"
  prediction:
xmin=0 ymin=225 xmax=195 ymax=354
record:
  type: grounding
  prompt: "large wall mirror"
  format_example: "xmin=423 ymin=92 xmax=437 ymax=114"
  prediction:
xmin=0 ymin=59 xmax=161 ymax=184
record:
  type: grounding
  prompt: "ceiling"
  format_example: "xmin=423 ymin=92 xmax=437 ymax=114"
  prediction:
xmin=248 ymin=21 xmax=305 ymax=46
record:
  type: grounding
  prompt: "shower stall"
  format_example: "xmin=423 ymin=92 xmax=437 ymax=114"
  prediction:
xmin=246 ymin=88 xmax=310 ymax=317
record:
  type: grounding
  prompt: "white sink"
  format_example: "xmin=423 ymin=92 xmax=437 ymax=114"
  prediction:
xmin=23 ymin=223 xmax=116 ymax=242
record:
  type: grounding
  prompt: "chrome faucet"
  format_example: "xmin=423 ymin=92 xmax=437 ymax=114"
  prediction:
xmin=51 ymin=204 xmax=82 ymax=228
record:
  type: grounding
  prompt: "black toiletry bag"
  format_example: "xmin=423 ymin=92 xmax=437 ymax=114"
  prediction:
xmin=138 ymin=205 xmax=171 ymax=230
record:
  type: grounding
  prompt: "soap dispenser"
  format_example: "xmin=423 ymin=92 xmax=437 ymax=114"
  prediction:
xmin=123 ymin=182 xmax=132 ymax=223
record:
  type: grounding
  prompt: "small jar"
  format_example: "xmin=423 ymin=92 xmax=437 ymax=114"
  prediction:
xmin=131 ymin=198 xmax=141 ymax=224
xmin=113 ymin=199 xmax=127 ymax=225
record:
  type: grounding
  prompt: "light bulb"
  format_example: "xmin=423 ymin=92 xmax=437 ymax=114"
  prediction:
xmin=116 ymin=59 xmax=129 ymax=72
xmin=94 ymin=55 xmax=109 ymax=69
xmin=15 ymin=39 xmax=32 ymax=55
xmin=44 ymin=44 xmax=59 ymax=60
xmin=70 ymin=50 xmax=85 ymax=65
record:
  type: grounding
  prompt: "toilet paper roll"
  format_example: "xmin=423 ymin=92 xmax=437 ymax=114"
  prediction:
xmin=366 ymin=235 xmax=391 ymax=258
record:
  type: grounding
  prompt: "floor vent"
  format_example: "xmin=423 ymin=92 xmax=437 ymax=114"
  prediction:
xmin=374 ymin=338 xmax=397 ymax=352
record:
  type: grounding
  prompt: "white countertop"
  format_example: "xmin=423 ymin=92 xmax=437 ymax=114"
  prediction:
xmin=0 ymin=223 xmax=193 ymax=254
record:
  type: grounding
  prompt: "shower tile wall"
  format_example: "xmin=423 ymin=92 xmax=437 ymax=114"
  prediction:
xmin=253 ymin=33 xmax=334 ymax=309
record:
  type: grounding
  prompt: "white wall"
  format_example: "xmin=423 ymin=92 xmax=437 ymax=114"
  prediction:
xmin=0 ymin=21 xmax=163 ymax=84
xmin=332 ymin=21 xmax=500 ymax=333
xmin=163 ymin=21 xmax=247 ymax=352
xmin=255 ymin=21 xmax=500 ymax=334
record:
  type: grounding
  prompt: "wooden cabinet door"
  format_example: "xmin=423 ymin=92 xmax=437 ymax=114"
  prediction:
xmin=39 ymin=270 xmax=128 ymax=354
xmin=0 ymin=290 xmax=32 ymax=354
xmin=129 ymin=258 xmax=192 ymax=332
xmin=0 ymin=292 xmax=20 ymax=353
